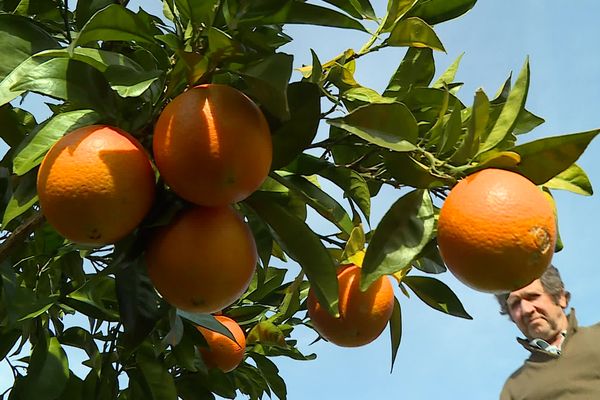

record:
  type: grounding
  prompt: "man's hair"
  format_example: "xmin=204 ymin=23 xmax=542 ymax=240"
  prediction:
xmin=495 ymin=265 xmax=570 ymax=315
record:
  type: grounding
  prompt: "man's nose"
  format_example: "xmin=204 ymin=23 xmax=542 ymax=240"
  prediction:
xmin=521 ymin=300 xmax=535 ymax=314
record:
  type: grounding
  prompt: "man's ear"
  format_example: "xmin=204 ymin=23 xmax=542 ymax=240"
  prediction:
xmin=558 ymin=290 xmax=570 ymax=309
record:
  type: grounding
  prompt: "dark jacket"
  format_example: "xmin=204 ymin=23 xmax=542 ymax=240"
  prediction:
xmin=500 ymin=311 xmax=600 ymax=399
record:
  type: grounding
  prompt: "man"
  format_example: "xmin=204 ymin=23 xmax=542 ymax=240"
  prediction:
xmin=497 ymin=265 xmax=600 ymax=400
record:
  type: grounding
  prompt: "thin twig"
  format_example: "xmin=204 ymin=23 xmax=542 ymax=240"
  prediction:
xmin=0 ymin=212 xmax=45 ymax=263
xmin=59 ymin=0 xmax=72 ymax=42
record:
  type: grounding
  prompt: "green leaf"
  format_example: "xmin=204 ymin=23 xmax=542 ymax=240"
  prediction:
xmin=382 ymin=0 xmax=419 ymax=31
xmin=244 ymin=2 xmax=367 ymax=32
xmin=403 ymin=276 xmax=472 ymax=319
xmin=12 ymin=110 xmax=101 ymax=176
xmin=104 ymin=66 xmax=162 ymax=97
xmin=22 ymin=336 xmax=69 ymax=400
xmin=433 ymin=52 xmax=464 ymax=88
xmin=437 ymin=100 xmax=463 ymax=155
xmin=175 ymin=0 xmax=220 ymax=27
xmin=74 ymin=0 xmax=115 ymax=29
xmin=60 ymin=327 xmax=99 ymax=359
xmin=412 ymin=239 xmax=446 ymax=274
xmin=512 ymin=129 xmax=600 ymax=184
xmin=245 ymin=266 xmax=287 ymax=302
xmin=9 ymin=58 xmax=117 ymax=116
xmin=543 ymin=163 xmax=593 ymax=196
xmin=0 ymin=54 xmax=47 ymax=107
xmin=247 ymin=320 xmax=286 ymax=347
xmin=361 ymin=189 xmax=435 ymax=289
xmin=389 ymin=297 xmax=402 ymax=373
xmin=383 ymin=47 xmax=434 ymax=99
xmin=275 ymin=174 xmax=354 ymax=236
xmin=0 ymin=14 xmax=59 ymax=81
xmin=177 ymin=311 xmax=235 ymax=341
xmin=513 ymin=109 xmax=545 ymax=135
xmin=328 ymin=102 xmax=418 ymax=152
xmin=135 ymin=342 xmax=178 ymax=400
xmin=285 ymin=154 xmax=372 ymax=222
xmin=1 ymin=169 xmax=37 ymax=228
xmin=115 ymin=257 xmax=169 ymax=351
xmin=57 ymin=372 xmax=84 ymax=400
xmin=65 ymin=275 xmax=120 ymax=321
xmin=38 ymin=47 xmax=146 ymax=73
xmin=246 ymin=193 xmax=339 ymax=317
xmin=249 ymin=353 xmax=287 ymax=400
xmin=386 ymin=17 xmax=446 ymax=52
xmin=0 ymin=328 xmax=20 ymax=359
xmin=240 ymin=53 xmax=293 ymax=120
xmin=478 ymin=58 xmax=530 ymax=155
xmin=406 ymin=0 xmax=477 ymax=25
xmin=73 ymin=4 xmax=161 ymax=47
xmin=0 ymin=104 xmax=35 ymax=148
xmin=271 ymin=81 xmax=320 ymax=169
xmin=384 ymin=152 xmax=446 ymax=188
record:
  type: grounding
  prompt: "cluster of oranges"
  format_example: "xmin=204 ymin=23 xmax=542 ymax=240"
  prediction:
xmin=35 ymin=82 xmax=559 ymax=362
xmin=36 ymin=84 xmax=271 ymax=371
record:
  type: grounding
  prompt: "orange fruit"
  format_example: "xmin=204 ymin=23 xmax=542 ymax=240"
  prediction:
xmin=36 ymin=125 xmax=155 ymax=246
xmin=307 ymin=264 xmax=394 ymax=347
xmin=197 ymin=315 xmax=246 ymax=372
xmin=153 ymin=84 xmax=272 ymax=206
xmin=145 ymin=205 xmax=257 ymax=313
xmin=437 ymin=168 xmax=557 ymax=293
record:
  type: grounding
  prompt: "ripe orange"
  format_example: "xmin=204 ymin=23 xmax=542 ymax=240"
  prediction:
xmin=197 ymin=315 xmax=246 ymax=372
xmin=307 ymin=264 xmax=394 ymax=347
xmin=437 ymin=168 xmax=557 ymax=293
xmin=145 ymin=205 xmax=257 ymax=313
xmin=36 ymin=125 xmax=155 ymax=246
xmin=153 ymin=84 xmax=272 ymax=206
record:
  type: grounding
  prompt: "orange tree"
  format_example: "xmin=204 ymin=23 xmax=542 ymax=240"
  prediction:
xmin=0 ymin=0 xmax=598 ymax=399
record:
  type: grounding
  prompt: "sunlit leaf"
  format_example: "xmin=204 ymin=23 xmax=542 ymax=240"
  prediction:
xmin=386 ymin=17 xmax=445 ymax=52
xmin=361 ymin=190 xmax=435 ymax=289
xmin=22 ymin=336 xmax=69 ymax=400
xmin=12 ymin=110 xmax=101 ymax=176
xmin=328 ymin=102 xmax=418 ymax=152
xmin=512 ymin=129 xmax=600 ymax=184
xmin=246 ymin=193 xmax=339 ymax=317
xmin=383 ymin=47 xmax=434 ymax=99
xmin=403 ymin=276 xmax=472 ymax=319
xmin=478 ymin=58 xmax=529 ymax=155
xmin=406 ymin=0 xmax=477 ymax=25
xmin=389 ymin=297 xmax=402 ymax=372
xmin=433 ymin=52 xmax=464 ymax=88
xmin=543 ymin=163 xmax=593 ymax=196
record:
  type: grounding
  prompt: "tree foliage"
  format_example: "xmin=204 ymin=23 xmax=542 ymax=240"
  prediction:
xmin=0 ymin=0 xmax=597 ymax=399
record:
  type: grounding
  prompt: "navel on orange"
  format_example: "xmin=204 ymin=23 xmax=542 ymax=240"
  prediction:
xmin=307 ymin=264 xmax=394 ymax=347
xmin=437 ymin=168 xmax=557 ymax=293
xmin=197 ymin=315 xmax=246 ymax=373
xmin=36 ymin=125 xmax=155 ymax=246
xmin=145 ymin=205 xmax=257 ymax=313
xmin=153 ymin=84 xmax=272 ymax=206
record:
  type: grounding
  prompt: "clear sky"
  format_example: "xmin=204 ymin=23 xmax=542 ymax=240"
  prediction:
xmin=2 ymin=1 xmax=600 ymax=399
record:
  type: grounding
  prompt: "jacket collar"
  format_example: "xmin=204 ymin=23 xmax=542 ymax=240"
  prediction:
xmin=516 ymin=309 xmax=577 ymax=360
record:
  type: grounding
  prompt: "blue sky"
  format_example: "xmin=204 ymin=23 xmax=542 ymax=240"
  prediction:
xmin=2 ymin=1 xmax=600 ymax=399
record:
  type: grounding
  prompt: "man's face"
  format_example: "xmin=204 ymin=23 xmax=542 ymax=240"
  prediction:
xmin=506 ymin=279 xmax=568 ymax=343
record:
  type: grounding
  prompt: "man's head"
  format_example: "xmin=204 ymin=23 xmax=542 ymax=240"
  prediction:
xmin=496 ymin=265 xmax=571 ymax=344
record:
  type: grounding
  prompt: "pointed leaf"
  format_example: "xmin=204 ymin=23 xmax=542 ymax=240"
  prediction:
xmin=136 ymin=343 xmax=178 ymax=400
xmin=0 ymin=14 xmax=59 ymax=81
xmin=383 ymin=47 xmax=434 ymax=99
xmin=276 ymin=174 xmax=354 ymax=236
xmin=240 ymin=53 xmax=293 ymax=120
xmin=177 ymin=311 xmax=235 ymax=341
xmin=543 ymin=163 xmax=593 ymax=196
xmin=512 ymin=129 xmax=600 ymax=184
xmin=403 ymin=276 xmax=472 ymax=319
xmin=9 ymin=58 xmax=117 ymax=116
xmin=384 ymin=152 xmax=446 ymax=188
xmin=246 ymin=193 xmax=339 ymax=317
xmin=328 ymin=103 xmax=418 ymax=152
xmin=73 ymin=4 xmax=161 ymax=47
xmin=433 ymin=52 xmax=464 ymax=88
xmin=382 ymin=0 xmax=419 ymax=31
xmin=406 ymin=0 xmax=477 ymax=25
xmin=386 ymin=17 xmax=445 ymax=52
xmin=248 ymin=2 xmax=367 ymax=32
xmin=22 ymin=337 xmax=69 ymax=400
xmin=1 ymin=169 xmax=37 ymax=228
xmin=0 ymin=55 xmax=46 ymax=106
xmin=361 ymin=190 xmax=435 ymax=289
xmin=175 ymin=0 xmax=220 ymax=27
xmin=513 ymin=109 xmax=545 ymax=135
xmin=249 ymin=353 xmax=287 ymax=400
xmin=12 ymin=110 xmax=101 ymax=176
xmin=478 ymin=58 xmax=530 ymax=155
xmin=271 ymin=81 xmax=320 ymax=169
xmin=437 ymin=99 xmax=464 ymax=155
xmin=104 ymin=66 xmax=162 ymax=98
xmin=389 ymin=297 xmax=402 ymax=373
